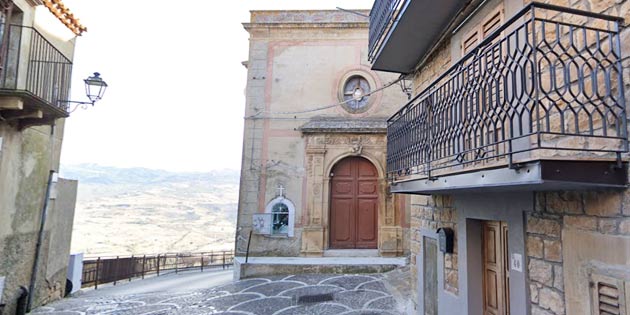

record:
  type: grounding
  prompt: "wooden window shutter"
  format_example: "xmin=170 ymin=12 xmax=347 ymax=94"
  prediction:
xmin=482 ymin=7 xmax=503 ymax=38
xmin=461 ymin=4 xmax=504 ymax=56
xmin=598 ymin=283 xmax=621 ymax=314
xmin=590 ymin=274 xmax=628 ymax=315
xmin=462 ymin=30 xmax=479 ymax=55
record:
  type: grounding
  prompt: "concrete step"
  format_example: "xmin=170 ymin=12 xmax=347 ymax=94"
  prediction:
xmin=323 ymin=249 xmax=379 ymax=257
xmin=233 ymin=256 xmax=408 ymax=280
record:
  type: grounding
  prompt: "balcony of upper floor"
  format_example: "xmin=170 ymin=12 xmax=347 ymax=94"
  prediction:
xmin=384 ymin=3 xmax=629 ymax=194
xmin=368 ymin=0 xmax=474 ymax=73
xmin=0 ymin=0 xmax=82 ymax=130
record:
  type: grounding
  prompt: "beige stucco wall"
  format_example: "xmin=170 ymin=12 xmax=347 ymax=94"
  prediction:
xmin=236 ymin=10 xmax=410 ymax=258
xmin=0 ymin=1 xmax=78 ymax=312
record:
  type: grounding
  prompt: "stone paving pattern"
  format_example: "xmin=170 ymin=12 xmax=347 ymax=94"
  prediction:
xmin=31 ymin=274 xmax=405 ymax=315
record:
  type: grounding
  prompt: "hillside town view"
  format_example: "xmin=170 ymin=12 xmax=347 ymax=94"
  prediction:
xmin=1 ymin=0 xmax=630 ymax=315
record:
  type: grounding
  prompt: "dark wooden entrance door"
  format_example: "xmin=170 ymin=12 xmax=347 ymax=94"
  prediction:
xmin=330 ymin=157 xmax=378 ymax=249
xmin=482 ymin=220 xmax=510 ymax=315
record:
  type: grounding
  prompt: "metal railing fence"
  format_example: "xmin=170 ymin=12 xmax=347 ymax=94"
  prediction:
xmin=81 ymin=251 xmax=234 ymax=289
xmin=0 ymin=23 xmax=72 ymax=111
xmin=368 ymin=0 xmax=407 ymax=62
xmin=386 ymin=2 xmax=627 ymax=180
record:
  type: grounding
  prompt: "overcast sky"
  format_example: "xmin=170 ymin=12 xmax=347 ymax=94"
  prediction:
xmin=58 ymin=0 xmax=372 ymax=172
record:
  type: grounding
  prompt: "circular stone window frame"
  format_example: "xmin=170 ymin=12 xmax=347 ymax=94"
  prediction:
xmin=337 ymin=70 xmax=379 ymax=115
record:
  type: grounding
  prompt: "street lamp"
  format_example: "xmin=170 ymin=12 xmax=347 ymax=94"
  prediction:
xmin=84 ymin=72 xmax=107 ymax=104
xmin=59 ymin=72 xmax=108 ymax=112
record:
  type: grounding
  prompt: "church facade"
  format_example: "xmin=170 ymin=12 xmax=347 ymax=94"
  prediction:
xmin=236 ymin=10 xmax=410 ymax=258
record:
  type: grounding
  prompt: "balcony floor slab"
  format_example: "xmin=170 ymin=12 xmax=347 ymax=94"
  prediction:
xmin=390 ymin=160 xmax=627 ymax=195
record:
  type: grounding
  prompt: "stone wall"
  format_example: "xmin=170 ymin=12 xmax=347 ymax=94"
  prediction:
xmin=405 ymin=0 xmax=630 ymax=313
xmin=409 ymin=195 xmax=459 ymax=304
xmin=0 ymin=122 xmax=78 ymax=312
xmin=527 ymin=191 xmax=630 ymax=315
xmin=524 ymin=2 xmax=630 ymax=314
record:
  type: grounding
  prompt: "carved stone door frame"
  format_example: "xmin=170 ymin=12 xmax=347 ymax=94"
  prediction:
xmin=300 ymin=133 xmax=403 ymax=257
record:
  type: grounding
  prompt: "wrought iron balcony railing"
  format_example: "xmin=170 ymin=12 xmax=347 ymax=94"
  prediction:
xmin=368 ymin=0 xmax=406 ymax=62
xmin=386 ymin=3 xmax=627 ymax=181
xmin=0 ymin=23 xmax=73 ymax=114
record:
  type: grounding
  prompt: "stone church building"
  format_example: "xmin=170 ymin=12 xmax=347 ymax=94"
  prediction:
xmin=235 ymin=10 xmax=410 ymax=259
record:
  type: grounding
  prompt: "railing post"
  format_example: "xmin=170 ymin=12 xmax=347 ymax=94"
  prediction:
xmin=156 ymin=254 xmax=160 ymax=276
xmin=129 ymin=255 xmax=134 ymax=282
xmin=175 ymin=254 xmax=178 ymax=274
xmin=222 ymin=251 xmax=226 ymax=270
xmin=141 ymin=255 xmax=146 ymax=279
xmin=612 ymin=20 xmax=628 ymax=152
xmin=530 ymin=5 xmax=542 ymax=155
xmin=201 ymin=253 xmax=204 ymax=272
xmin=246 ymin=230 xmax=253 ymax=263
xmin=95 ymin=257 xmax=100 ymax=290
xmin=114 ymin=256 xmax=119 ymax=286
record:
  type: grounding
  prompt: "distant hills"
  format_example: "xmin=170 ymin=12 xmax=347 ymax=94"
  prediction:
xmin=60 ymin=163 xmax=239 ymax=186
xmin=61 ymin=164 xmax=240 ymax=257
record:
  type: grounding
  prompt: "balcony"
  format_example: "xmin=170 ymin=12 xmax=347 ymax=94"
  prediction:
xmin=0 ymin=24 xmax=72 ymax=129
xmin=368 ymin=0 xmax=469 ymax=73
xmin=386 ymin=3 xmax=628 ymax=194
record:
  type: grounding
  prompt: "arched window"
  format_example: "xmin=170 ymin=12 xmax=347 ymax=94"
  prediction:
xmin=265 ymin=197 xmax=295 ymax=237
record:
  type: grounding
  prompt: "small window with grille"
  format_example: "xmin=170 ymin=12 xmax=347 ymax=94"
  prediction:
xmin=264 ymin=196 xmax=295 ymax=237
xmin=271 ymin=202 xmax=289 ymax=235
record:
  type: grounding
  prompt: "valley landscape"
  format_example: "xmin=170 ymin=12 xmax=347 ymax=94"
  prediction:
xmin=61 ymin=164 xmax=239 ymax=257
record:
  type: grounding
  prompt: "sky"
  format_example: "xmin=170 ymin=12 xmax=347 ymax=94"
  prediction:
xmin=59 ymin=0 xmax=373 ymax=172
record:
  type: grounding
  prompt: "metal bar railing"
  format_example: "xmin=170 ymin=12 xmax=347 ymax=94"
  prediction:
xmin=368 ymin=0 xmax=407 ymax=62
xmin=0 ymin=23 xmax=72 ymax=111
xmin=386 ymin=2 xmax=627 ymax=180
xmin=80 ymin=251 xmax=235 ymax=289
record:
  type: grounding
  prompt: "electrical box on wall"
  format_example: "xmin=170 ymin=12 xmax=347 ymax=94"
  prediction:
xmin=436 ymin=227 xmax=454 ymax=254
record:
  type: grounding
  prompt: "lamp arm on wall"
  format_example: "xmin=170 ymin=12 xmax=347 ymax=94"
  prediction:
xmin=56 ymin=100 xmax=95 ymax=113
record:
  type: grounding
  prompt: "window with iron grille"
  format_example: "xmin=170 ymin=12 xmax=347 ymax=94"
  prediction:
xmin=264 ymin=196 xmax=295 ymax=237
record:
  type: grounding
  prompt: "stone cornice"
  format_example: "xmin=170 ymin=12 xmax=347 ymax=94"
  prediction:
xmin=243 ymin=22 xmax=368 ymax=31
xmin=300 ymin=118 xmax=387 ymax=134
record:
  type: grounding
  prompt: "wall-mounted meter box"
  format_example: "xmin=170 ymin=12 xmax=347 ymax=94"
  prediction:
xmin=437 ymin=227 xmax=454 ymax=254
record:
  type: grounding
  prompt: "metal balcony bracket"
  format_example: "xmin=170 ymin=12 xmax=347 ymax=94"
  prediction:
xmin=390 ymin=160 xmax=628 ymax=195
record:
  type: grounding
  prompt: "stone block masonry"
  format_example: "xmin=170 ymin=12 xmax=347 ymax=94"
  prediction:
xmin=409 ymin=194 xmax=458 ymax=304
xmin=527 ymin=190 xmax=630 ymax=315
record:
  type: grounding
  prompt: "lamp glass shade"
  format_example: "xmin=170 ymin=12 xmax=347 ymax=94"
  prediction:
xmin=84 ymin=72 xmax=108 ymax=103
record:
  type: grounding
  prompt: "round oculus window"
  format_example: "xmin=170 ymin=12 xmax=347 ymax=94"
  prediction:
xmin=342 ymin=75 xmax=371 ymax=113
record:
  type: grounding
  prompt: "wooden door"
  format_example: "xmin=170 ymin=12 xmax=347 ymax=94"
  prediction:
xmin=482 ymin=220 xmax=510 ymax=315
xmin=330 ymin=157 xmax=378 ymax=249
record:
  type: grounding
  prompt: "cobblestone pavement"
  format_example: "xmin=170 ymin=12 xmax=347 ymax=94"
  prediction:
xmin=31 ymin=273 xmax=406 ymax=315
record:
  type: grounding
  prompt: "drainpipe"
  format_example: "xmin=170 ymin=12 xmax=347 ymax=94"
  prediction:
xmin=26 ymin=124 xmax=56 ymax=311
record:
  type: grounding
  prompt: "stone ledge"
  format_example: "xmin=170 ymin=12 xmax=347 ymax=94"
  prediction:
xmin=300 ymin=119 xmax=387 ymax=134
xmin=234 ymin=256 xmax=408 ymax=280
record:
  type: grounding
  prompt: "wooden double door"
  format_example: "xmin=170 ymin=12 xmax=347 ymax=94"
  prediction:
xmin=483 ymin=220 xmax=510 ymax=315
xmin=329 ymin=157 xmax=378 ymax=249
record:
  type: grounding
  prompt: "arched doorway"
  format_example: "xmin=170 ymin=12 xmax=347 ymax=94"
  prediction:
xmin=329 ymin=156 xmax=378 ymax=249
